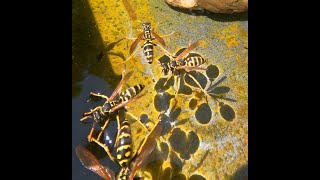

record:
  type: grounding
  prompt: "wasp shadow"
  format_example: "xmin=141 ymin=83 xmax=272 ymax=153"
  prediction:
xmin=189 ymin=174 xmax=207 ymax=180
xmin=155 ymin=150 xmax=187 ymax=180
xmin=166 ymin=4 xmax=248 ymax=22
xmin=169 ymin=128 xmax=200 ymax=160
xmin=185 ymin=65 xmax=237 ymax=122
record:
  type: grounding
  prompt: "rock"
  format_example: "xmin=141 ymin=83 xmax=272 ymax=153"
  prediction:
xmin=165 ymin=0 xmax=248 ymax=14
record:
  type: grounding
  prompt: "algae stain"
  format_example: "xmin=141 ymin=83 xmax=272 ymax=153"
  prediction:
xmin=214 ymin=23 xmax=241 ymax=48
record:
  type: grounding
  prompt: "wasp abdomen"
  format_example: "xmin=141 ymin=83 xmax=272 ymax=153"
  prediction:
xmin=184 ymin=56 xmax=207 ymax=67
xmin=116 ymin=120 xmax=132 ymax=167
xmin=117 ymin=167 xmax=130 ymax=180
xmin=119 ymin=84 xmax=145 ymax=102
xmin=143 ymin=41 xmax=154 ymax=64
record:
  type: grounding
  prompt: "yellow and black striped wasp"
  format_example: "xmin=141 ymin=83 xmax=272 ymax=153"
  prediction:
xmin=80 ymin=70 xmax=145 ymax=161
xmin=157 ymin=40 xmax=208 ymax=93
xmin=127 ymin=22 xmax=167 ymax=64
xmin=76 ymin=111 xmax=163 ymax=180
xmin=159 ymin=40 xmax=208 ymax=76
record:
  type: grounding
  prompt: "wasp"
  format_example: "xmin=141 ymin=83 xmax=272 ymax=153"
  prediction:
xmin=80 ymin=70 xmax=145 ymax=161
xmin=159 ymin=40 xmax=208 ymax=76
xmin=157 ymin=41 xmax=208 ymax=93
xmin=127 ymin=22 xmax=166 ymax=64
xmin=76 ymin=112 xmax=163 ymax=180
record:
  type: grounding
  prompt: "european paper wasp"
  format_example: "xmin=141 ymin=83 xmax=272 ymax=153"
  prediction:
xmin=127 ymin=22 xmax=166 ymax=64
xmin=157 ymin=40 xmax=208 ymax=93
xmin=159 ymin=40 xmax=208 ymax=76
xmin=80 ymin=70 xmax=145 ymax=161
xmin=76 ymin=113 xmax=163 ymax=180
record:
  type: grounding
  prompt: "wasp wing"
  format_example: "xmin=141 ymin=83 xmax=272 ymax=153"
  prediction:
xmin=128 ymin=119 xmax=163 ymax=180
xmin=174 ymin=41 xmax=201 ymax=61
xmin=109 ymin=70 xmax=134 ymax=101
xmin=176 ymin=66 xmax=207 ymax=71
xmin=151 ymin=30 xmax=166 ymax=47
xmin=75 ymin=145 xmax=115 ymax=180
xmin=130 ymin=32 xmax=144 ymax=54
xmin=110 ymin=92 xmax=146 ymax=112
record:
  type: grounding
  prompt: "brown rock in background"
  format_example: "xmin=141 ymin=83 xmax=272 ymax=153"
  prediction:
xmin=165 ymin=0 xmax=248 ymax=14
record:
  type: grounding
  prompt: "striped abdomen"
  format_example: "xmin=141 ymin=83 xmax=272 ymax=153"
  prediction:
xmin=143 ymin=40 xmax=154 ymax=64
xmin=117 ymin=167 xmax=130 ymax=180
xmin=116 ymin=119 xmax=132 ymax=167
xmin=118 ymin=84 xmax=145 ymax=102
xmin=183 ymin=56 xmax=207 ymax=67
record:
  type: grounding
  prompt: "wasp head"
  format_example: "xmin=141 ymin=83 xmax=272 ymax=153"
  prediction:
xmin=160 ymin=62 xmax=170 ymax=76
xmin=142 ymin=22 xmax=151 ymax=31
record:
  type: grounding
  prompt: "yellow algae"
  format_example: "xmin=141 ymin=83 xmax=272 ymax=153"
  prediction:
xmin=214 ymin=23 xmax=241 ymax=48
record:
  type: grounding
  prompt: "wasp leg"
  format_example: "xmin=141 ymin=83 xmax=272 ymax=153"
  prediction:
xmin=87 ymin=122 xmax=96 ymax=142
xmin=186 ymin=73 xmax=205 ymax=92
xmin=91 ymin=137 xmax=117 ymax=163
xmin=89 ymin=92 xmax=110 ymax=101
xmin=126 ymin=37 xmax=137 ymax=40
xmin=126 ymin=112 xmax=150 ymax=132
xmin=158 ymin=31 xmax=176 ymax=38
xmin=153 ymin=42 xmax=175 ymax=58
xmin=83 ymin=107 xmax=101 ymax=116
xmin=121 ymin=45 xmax=143 ymax=64
xmin=185 ymin=73 xmax=209 ymax=103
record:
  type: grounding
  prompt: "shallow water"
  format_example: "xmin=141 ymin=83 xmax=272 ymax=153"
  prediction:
xmin=72 ymin=0 xmax=248 ymax=179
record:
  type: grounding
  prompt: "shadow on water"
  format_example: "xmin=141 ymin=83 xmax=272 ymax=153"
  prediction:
xmin=72 ymin=0 xmax=123 ymax=179
xmin=166 ymin=4 xmax=248 ymax=22
xmin=72 ymin=0 xmax=120 ymax=98
xmin=231 ymin=163 xmax=248 ymax=180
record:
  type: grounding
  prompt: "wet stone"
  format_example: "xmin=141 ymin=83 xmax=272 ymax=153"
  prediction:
xmin=185 ymin=71 xmax=208 ymax=89
xmin=170 ymin=106 xmax=182 ymax=120
xmin=195 ymin=103 xmax=212 ymax=124
xmin=160 ymin=142 xmax=169 ymax=160
xmin=189 ymin=174 xmax=206 ymax=180
xmin=154 ymin=78 xmax=170 ymax=92
xmin=169 ymin=128 xmax=187 ymax=153
xmin=189 ymin=98 xmax=198 ymax=110
xmin=219 ymin=103 xmax=236 ymax=121
xmin=187 ymin=131 xmax=200 ymax=154
xmin=154 ymin=92 xmax=174 ymax=112
xmin=210 ymin=86 xmax=230 ymax=94
xmin=206 ymin=64 xmax=219 ymax=80
xmin=170 ymin=151 xmax=183 ymax=172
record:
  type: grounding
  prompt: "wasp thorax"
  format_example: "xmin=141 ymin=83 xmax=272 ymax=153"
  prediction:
xmin=92 ymin=111 xmax=101 ymax=121
xmin=102 ymin=102 xmax=112 ymax=112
